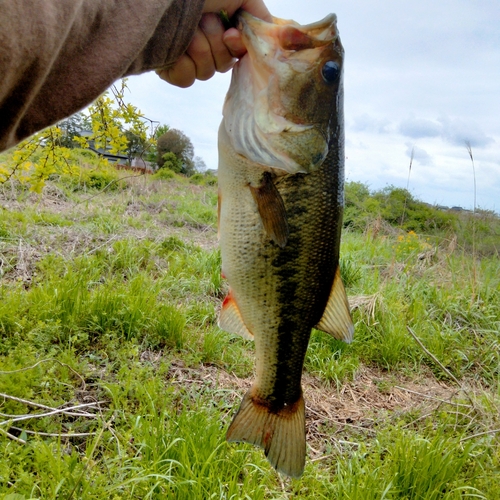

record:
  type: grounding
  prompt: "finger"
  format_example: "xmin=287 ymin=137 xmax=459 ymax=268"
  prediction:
xmin=157 ymin=54 xmax=196 ymax=88
xmin=200 ymin=13 xmax=236 ymax=72
xmin=186 ymin=26 xmax=216 ymax=81
xmin=222 ymin=28 xmax=246 ymax=59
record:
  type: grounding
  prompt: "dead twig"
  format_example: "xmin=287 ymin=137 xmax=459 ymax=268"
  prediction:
xmin=393 ymin=386 xmax=471 ymax=409
xmin=86 ymin=234 xmax=119 ymax=255
xmin=406 ymin=326 xmax=476 ymax=409
xmin=460 ymin=428 xmax=500 ymax=443
xmin=0 ymin=392 xmax=94 ymax=417
xmin=0 ymin=401 xmax=104 ymax=426
xmin=310 ymin=453 xmax=336 ymax=463
xmin=0 ymin=426 xmax=27 ymax=444
xmin=8 ymin=426 xmax=96 ymax=438
xmin=306 ymin=405 xmax=376 ymax=434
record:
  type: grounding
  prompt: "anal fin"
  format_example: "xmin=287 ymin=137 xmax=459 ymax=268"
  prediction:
xmin=218 ymin=289 xmax=254 ymax=340
xmin=249 ymin=172 xmax=288 ymax=248
xmin=316 ymin=266 xmax=354 ymax=343
xmin=226 ymin=389 xmax=306 ymax=478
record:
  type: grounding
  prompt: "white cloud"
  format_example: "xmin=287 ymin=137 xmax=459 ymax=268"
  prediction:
xmin=351 ymin=114 xmax=391 ymax=134
xmin=438 ymin=116 xmax=495 ymax=148
xmin=405 ymin=144 xmax=433 ymax=166
xmin=400 ymin=117 xmax=441 ymax=139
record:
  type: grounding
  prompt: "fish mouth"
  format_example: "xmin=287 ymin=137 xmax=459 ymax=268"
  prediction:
xmin=237 ymin=11 xmax=339 ymax=55
xmin=223 ymin=11 xmax=342 ymax=174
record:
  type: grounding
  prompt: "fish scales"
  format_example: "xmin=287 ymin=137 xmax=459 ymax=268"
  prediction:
xmin=218 ymin=11 xmax=353 ymax=477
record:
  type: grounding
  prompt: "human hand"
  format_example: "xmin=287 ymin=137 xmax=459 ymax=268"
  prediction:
xmin=157 ymin=0 xmax=271 ymax=88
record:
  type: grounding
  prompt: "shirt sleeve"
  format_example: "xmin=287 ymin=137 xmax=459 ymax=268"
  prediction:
xmin=0 ymin=0 xmax=205 ymax=151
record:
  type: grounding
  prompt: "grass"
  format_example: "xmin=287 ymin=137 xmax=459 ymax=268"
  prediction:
xmin=0 ymin=167 xmax=499 ymax=498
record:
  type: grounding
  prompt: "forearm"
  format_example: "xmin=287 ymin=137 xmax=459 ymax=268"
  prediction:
xmin=0 ymin=0 xmax=204 ymax=151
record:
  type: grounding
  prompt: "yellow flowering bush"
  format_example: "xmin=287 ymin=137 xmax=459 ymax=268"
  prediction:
xmin=0 ymin=80 xmax=150 ymax=192
xmin=394 ymin=230 xmax=432 ymax=259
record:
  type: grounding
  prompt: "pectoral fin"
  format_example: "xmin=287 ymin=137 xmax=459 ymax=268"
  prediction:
xmin=218 ymin=289 xmax=254 ymax=340
xmin=316 ymin=267 xmax=354 ymax=343
xmin=249 ymin=172 xmax=288 ymax=248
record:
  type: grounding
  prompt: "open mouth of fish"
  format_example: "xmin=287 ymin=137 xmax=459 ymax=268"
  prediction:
xmin=223 ymin=11 xmax=343 ymax=175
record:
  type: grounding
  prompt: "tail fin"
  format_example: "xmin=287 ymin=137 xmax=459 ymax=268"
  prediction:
xmin=226 ymin=389 xmax=306 ymax=477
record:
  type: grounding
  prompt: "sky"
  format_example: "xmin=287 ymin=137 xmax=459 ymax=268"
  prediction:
xmin=126 ymin=0 xmax=500 ymax=213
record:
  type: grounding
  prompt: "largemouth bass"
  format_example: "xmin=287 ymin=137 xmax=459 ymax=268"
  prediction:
xmin=217 ymin=11 xmax=353 ymax=478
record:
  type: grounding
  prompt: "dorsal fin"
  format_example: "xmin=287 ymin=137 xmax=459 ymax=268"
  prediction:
xmin=316 ymin=267 xmax=354 ymax=343
xmin=218 ymin=289 xmax=254 ymax=340
xmin=249 ymin=172 xmax=288 ymax=248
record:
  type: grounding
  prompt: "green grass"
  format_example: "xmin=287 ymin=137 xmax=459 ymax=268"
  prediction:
xmin=1 ymin=167 xmax=499 ymax=498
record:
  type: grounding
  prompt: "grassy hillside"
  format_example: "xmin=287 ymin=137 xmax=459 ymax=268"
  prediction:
xmin=0 ymin=165 xmax=499 ymax=499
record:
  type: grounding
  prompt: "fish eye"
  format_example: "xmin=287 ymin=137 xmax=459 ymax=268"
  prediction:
xmin=321 ymin=61 xmax=340 ymax=83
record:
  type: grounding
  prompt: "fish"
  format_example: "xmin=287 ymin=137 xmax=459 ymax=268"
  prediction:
xmin=217 ymin=11 xmax=353 ymax=478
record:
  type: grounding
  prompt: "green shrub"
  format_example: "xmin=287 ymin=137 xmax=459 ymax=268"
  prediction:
xmin=189 ymin=172 xmax=217 ymax=186
xmin=152 ymin=168 xmax=176 ymax=180
xmin=59 ymin=163 xmax=120 ymax=191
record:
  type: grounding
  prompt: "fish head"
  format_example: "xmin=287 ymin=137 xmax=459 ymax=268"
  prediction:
xmin=222 ymin=11 xmax=344 ymax=174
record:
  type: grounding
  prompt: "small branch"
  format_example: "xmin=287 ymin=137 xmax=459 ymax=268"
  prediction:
xmin=0 ymin=427 xmax=27 ymax=444
xmin=0 ymin=401 xmax=104 ymax=427
xmin=0 ymin=392 xmax=88 ymax=415
xmin=406 ymin=326 xmax=476 ymax=409
xmin=401 ymin=411 xmax=435 ymax=428
xmin=8 ymin=426 xmax=96 ymax=439
xmin=310 ymin=453 xmax=336 ymax=463
xmin=337 ymin=439 xmax=360 ymax=447
xmin=306 ymin=405 xmax=376 ymax=434
xmin=393 ymin=386 xmax=471 ymax=409
xmin=461 ymin=428 xmax=500 ymax=443
xmin=86 ymin=234 xmax=119 ymax=255
xmin=406 ymin=327 xmax=460 ymax=384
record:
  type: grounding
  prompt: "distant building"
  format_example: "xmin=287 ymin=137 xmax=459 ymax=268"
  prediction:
xmin=131 ymin=157 xmax=155 ymax=173
xmin=80 ymin=130 xmax=128 ymax=163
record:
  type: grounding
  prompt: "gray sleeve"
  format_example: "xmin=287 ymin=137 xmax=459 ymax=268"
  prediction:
xmin=0 ymin=0 xmax=205 ymax=151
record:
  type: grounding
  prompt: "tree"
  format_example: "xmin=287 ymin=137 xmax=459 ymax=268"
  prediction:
xmin=154 ymin=124 xmax=170 ymax=139
xmin=160 ymin=152 xmax=183 ymax=173
xmin=124 ymin=130 xmax=149 ymax=164
xmin=373 ymin=186 xmax=414 ymax=226
xmin=193 ymin=156 xmax=207 ymax=171
xmin=143 ymin=124 xmax=170 ymax=164
xmin=57 ymin=112 xmax=88 ymax=148
xmin=156 ymin=128 xmax=195 ymax=175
